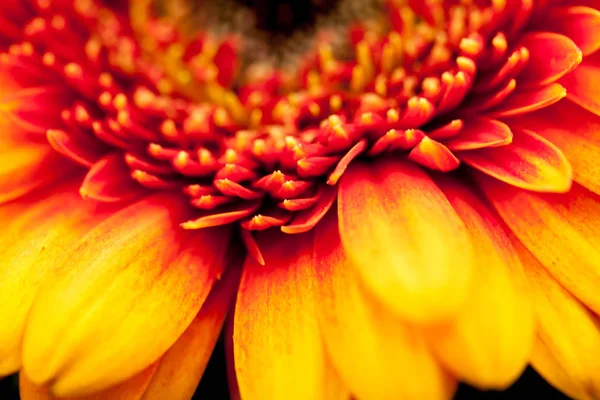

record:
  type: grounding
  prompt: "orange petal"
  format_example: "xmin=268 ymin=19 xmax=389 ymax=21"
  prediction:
xmin=408 ymin=137 xmax=460 ymax=172
xmin=80 ymin=153 xmax=147 ymax=202
xmin=561 ymin=51 xmax=600 ymax=116
xmin=0 ymin=143 xmax=75 ymax=204
xmin=19 ymin=363 xmax=158 ymax=400
xmin=518 ymin=32 xmax=581 ymax=86
xmin=141 ymin=265 xmax=241 ymax=400
xmin=427 ymin=177 xmax=534 ymax=389
xmin=445 ymin=117 xmax=512 ymax=151
xmin=233 ymin=231 xmax=347 ymax=400
xmin=460 ymin=128 xmax=572 ymax=193
xmin=337 ymin=158 xmax=473 ymax=323
xmin=509 ymin=99 xmax=600 ymax=195
xmin=0 ymin=183 xmax=120 ymax=376
xmin=478 ymin=177 xmax=600 ymax=316
xmin=22 ymin=195 xmax=232 ymax=397
xmin=548 ymin=6 xmax=600 ymax=56
xmin=512 ymin=237 xmax=600 ymax=400
xmin=314 ymin=212 xmax=456 ymax=400
xmin=487 ymin=83 xmax=566 ymax=118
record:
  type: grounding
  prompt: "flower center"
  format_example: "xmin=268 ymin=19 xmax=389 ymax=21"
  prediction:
xmin=145 ymin=0 xmax=384 ymax=80
xmin=2 ymin=0 xmax=553 ymax=235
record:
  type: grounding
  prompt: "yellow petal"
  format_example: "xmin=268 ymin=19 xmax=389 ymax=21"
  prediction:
xmin=22 ymin=194 xmax=231 ymax=397
xmin=478 ymin=177 xmax=600 ymax=315
xmin=233 ymin=230 xmax=348 ymax=400
xmin=427 ymin=177 xmax=534 ymax=389
xmin=337 ymin=158 xmax=473 ymax=323
xmin=314 ymin=211 xmax=456 ymax=400
xmin=142 ymin=265 xmax=241 ymax=400
xmin=513 ymin=238 xmax=600 ymax=400
xmin=0 ymin=183 xmax=118 ymax=375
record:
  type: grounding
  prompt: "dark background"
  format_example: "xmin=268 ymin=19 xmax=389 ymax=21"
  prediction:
xmin=0 ymin=338 xmax=570 ymax=399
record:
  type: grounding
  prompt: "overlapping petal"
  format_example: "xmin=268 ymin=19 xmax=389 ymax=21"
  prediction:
xmin=22 ymin=195 xmax=231 ymax=396
xmin=561 ymin=52 xmax=600 ymax=116
xmin=314 ymin=212 xmax=456 ymax=400
xmin=0 ymin=0 xmax=599 ymax=398
xmin=0 ymin=142 xmax=75 ymax=204
xmin=0 ymin=183 xmax=120 ymax=376
xmin=460 ymin=128 xmax=572 ymax=193
xmin=233 ymin=231 xmax=348 ymax=400
xmin=509 ymin=100 xmax=600 ymax=194
xmin=478 ymin=177 xmax=600 ymax=316
xmin=513 ymin=238 xmax=600 ymax=400
xmin=142 ymin=264 xmax=241 ymax=400
xmin=338 ymin=158 xmax=474 ymax=323
xmin=427 ymin=177 xmax=534 ymax=389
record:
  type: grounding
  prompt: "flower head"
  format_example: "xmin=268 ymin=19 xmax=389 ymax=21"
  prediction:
xmin=2 ymin=0 xmax=600 ymax=398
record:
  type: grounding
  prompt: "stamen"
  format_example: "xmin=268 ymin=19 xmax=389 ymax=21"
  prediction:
xmin=0 ymin=0 xmax=560 ymax=239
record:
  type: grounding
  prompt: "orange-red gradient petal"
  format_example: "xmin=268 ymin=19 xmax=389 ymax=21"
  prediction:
xmin=478 ymin=177 xmax=600 ymax=316
xmin=142 ymin=265 xmax=241 ymax=400
xmin=561 ymin=52 xmax=600 ymax=116
xmin=513 ymin=238 xmax=600 ymax=400
xmin=22 ymin=195 xmax=231 ymax=397
xmin=460 ymin=128 xmax=572 ymax=193
xmin=234 ymin=231 xmax=348 ymax=400
xmin=0 ymin=143 xmax=75 ymax=204
xmin=0 ymin=183 xmax=121 ymax=376
xmin=314 ymin=211 xmax=456 ymax=400
xmin=19 ymin=363 xmax=158 ymax=400
xmin=509 ymin=100 xmax=600 ymax=195
xmin=338 ymin=158 xmax=474 ymax=323
xmin=428 ymin=177 xmax=534 ymax=389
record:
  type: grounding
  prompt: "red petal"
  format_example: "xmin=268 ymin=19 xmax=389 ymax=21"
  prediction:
xmin=510 ymin=100 xmax=600 ymax=195
xmin=47 ymin=129 xmax=107 ymax=167
xmin=80 ymin=153 xmax=147 ymax=202
xmin=281 ymin=184 xmax=337 ymax=234
xmin=518 ymin=32 xmax=581 ymax=86
xmin=327 ymin=139 xmax=367 ymax=185
xmin=445 ymin=117 xmax=512 ymax=151
xmin=181 ymin=201 xmax=262 ymax=229
xmin=548 ymin=6 xmax=600 ymax=56
xmin=561 ymin=51 xmax=600 ymax=116
xmin=488 ymin=83 xmax=566 ymax=118
xmin=460 ymin=128 xmax=572 ymax=193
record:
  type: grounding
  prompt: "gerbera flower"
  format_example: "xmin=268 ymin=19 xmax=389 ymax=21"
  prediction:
xmin=1 ymin=0 xmax=600 ymax=398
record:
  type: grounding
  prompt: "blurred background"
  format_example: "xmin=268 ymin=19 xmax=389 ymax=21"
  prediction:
xmin=0 ymin=337 xmax=570 ymax=399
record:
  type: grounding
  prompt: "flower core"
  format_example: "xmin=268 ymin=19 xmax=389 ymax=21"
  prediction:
xmin=0 ymin=0 xmax=580 ymax=235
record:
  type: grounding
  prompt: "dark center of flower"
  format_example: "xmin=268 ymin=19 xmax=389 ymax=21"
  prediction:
xmin=1 ymin=0 xmax=571 ymax=240
xmin=236 ymin=0 xmax=339 ymax=35
xmin=151 ymin=0 xmax=383 ymax=75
